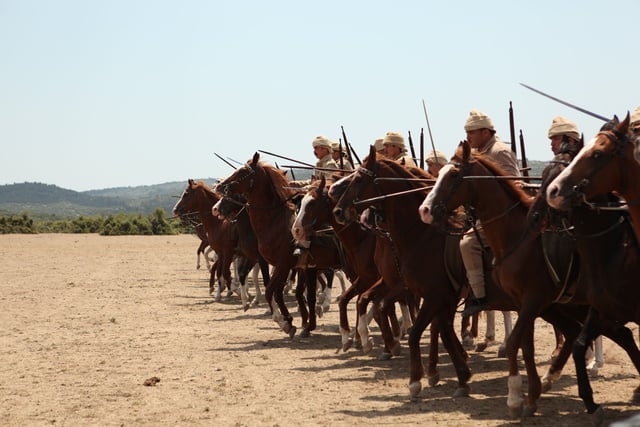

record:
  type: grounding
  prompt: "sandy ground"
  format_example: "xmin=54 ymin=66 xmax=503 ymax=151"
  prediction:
xmin=2 ymin=233 xmax=640 ymax=426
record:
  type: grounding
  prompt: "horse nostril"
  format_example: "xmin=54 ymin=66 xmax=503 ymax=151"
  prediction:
xmin=548 ymin=186 xmax=558 ymax=199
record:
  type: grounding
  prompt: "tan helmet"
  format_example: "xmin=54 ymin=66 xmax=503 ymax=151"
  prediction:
xmin=547 ymin=116 xmax=580 ymax=141
xmin=631 ymin=106 xmax=640 ymax=127
xmin=374 ymin=138 xmax=385 ymax=151
xmin=382 ymin=131 xmax=405 ymax=149
xmin=464 ymin=109 xmax=495 ymax=132
xmin=426 ymin=150 xmax=448 ymax=166
xmin=312 ymin=135 xmax=333 ymax=149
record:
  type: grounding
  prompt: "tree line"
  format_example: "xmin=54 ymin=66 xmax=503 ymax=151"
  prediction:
xmin=0 ymin=208 xmax=190 ymax=235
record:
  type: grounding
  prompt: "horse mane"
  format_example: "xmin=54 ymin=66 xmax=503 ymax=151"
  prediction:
xmin=472 ymin=154 xmax=533 ymax=209
xmin=378 ymin=159 xmax=434 ymax=189
xmin=256 ymin=161 xmax=297 ymax=211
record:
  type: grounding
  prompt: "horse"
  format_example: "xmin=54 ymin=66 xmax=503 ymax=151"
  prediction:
xmin=529 ymin=151 xmax=640 ymax=420
xmin=330 ymin=145 xmax=519 ymax=398
xmin=172 ymin=179 xmax=258 ymax=310
xmin=546 ymin=113 xmax=640 ymax=243
xmin=215 ymin=153 xmax=343 ymax=338
xmin=417 ymin=141 xmax=624 ymax=418
xmin=292 ymin=175 xmax=416 ymax=357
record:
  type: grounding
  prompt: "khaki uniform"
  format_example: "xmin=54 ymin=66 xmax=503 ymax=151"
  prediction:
xmin=460 ymin=135 xmax=520 ymax=299
xmin=313 ymin=154 xmax=340 ymax=180
xmin=391 ymin=153 xmax=418 ymax=168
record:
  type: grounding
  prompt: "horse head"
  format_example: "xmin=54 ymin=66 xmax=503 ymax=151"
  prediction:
xmin=173 ymin=179 xmax=219 ymax=219
xmin=217 ymin=152 xmax=260 ymax=197
xmin=332 ymin=145 xmax=379 ymax=224
xmin=419 ymin=141 xmax=473 ymax=226
xmin=547 ymin=113 xmax=632 ymax=211
xmin=291 ymin=176 xmax=331 ymax=246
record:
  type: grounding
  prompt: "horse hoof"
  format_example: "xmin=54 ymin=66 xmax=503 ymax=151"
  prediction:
xmin=428 ymin=372 xmax=440 ymax=387
xmin=215 ymin=295 xmax=222 ymax=303
xmin=391 ymin=341 xmax=402 ymax=356
xmin=522 ymin=405 xmax=537 ymax=418
xmin=408 ymin=381 xmax=422 ymax=398
xmin=316 ymin=306 xmax=324 ymax=318
xmin=342 ymin=338 xmax=354 ymax=352
xmin=633 ymin=390 xmax=640 ymax=403
xmin=453 ymin=386 xmax=470 ymax=398
xmin=592 ymin=406 xmax=605 ymax=425
xmin=497 ymin=347 xmax=507 ymax=358
xmin=378 ymin=352 xmax=393 ymax=361
xmin=300 ymin=329 xmax=310 ymax=339
xmin=541 ymin=380 xmax=552 ymax=393
xmin=362 ymin=338 xmax=374 ymax=354
xmin=288 ymin=325 xmax=297 ymax=339
xmin=243 ymin=304 xmax=250 ymax=312
xmin=475 ymin=342 xmax=488 ymax=352
xmin=508 ymin=404 xmax=522 ymax=419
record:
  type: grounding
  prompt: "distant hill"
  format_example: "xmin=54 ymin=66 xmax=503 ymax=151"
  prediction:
xmin=0 ymin=162 xmax=545 ymax=218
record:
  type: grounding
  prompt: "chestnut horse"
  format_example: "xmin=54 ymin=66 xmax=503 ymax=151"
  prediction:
xmin=173 ymin=180 xmax=251 ymax=306
xmin=292 ymin=176 xmax=417 ymax=358
xmin=330 ymin=146 xmax=517 ymax=398
xmin=547 ymin=114 xmax=640 ymax=242
xmin=419 ymin=141 xmax=607 ymax=417
xmin=530 ymin=152 xmax=640 ymax=420
xmin=216 ymin=153 xmax=343 ymax=338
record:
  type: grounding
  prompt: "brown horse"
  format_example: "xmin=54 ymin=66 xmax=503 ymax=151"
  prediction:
xmin=216 ymin=153 xmax=343 ymax=338
xmin=547 ymin=114 xmax=640 ymax=242
xmin=172 ymin=180 xmax=246 ymax=304
xmin=529 ymin=152 xmax=640 ymax=420
xmin=418 ymin=141 xmax=606 ymax=417
xmin=291 ymin=175 xmax=417 ymax=358
xmin=330 ymin=146 xmax=520 ymax=398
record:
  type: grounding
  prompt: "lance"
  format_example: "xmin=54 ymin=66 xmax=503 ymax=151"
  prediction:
xmin=509 ymin=101 xmax=518 ymax=156
xmin=408 ymin=130 xmax=418 ymax=164
xmin=227 ymin=157 xmax=244 ymax=166
xmin=257 ymin=150 xmax=316 ymax=168
xmin=422 ymin=99 xmax=438 ymax=161
xmin=214 ymin=153 xmax=236 ymax=169
xmin=281 ymin=164 xmax=354 ymax=173
xmin=340 ymin=125 xmax=356 ymax=168
xmin=353 ymin=186 xmax=432 ymax=206
xmin=519 ymin=83 xmax=609 ymax=122
xmin=519 ymin=129 xmax=529 ymax=177
xmin=419 ymin=128 xmax=425 ymax=169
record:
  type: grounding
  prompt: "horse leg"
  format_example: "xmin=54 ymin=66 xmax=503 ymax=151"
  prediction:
xmin=586 ymin=335 xmax=604 ymax=376
xmin=520 ymin=321 xmax=542 ymax=417
xmin=437 ymin=310 xmax=472 ymax=398
xmin=399 ymin=299 xmax=413 ymax=339
xmin=235 ymin=256 xmax=252 ymax=311
xmin=204 ymin=246 xmax=214 ymax=272
xmin=356 ymin=289 xmax=375 ymax=354
xmin=475 ymin=310 xmax=496 ymax=352
xmin=266 ymin=267 xmax=296 ymax=337
xmin=426 ymin=320 xmax=441 ymax=387
xmin=551 ymin=324 xmax=565 ymax=364
xmin=339 ymin=280 xmax=360 ymax=351
xmin=601 ymin=323 xmax=640 ymax=403
xmin=253 ymin=256 xmax=269 ymax=307
xmin=498 ymin=311 xmax=513 ymax=358
xmin=504 ymin=306 xmax=531 ymax=418
xmin=407 ymin=301 xmax=433 ymax=397
xmin=299 ymin=269 xmax=318 ymax=338
xmin=318 ymin=269 xmax=335 ymax=316
xmin=572 ymin=309 xmax=603 ymax=417
xmin=538 ymin=309 xmax=581 ymax=393
xmin=295 ymin=269 xmax=309 ymax=330
xmin=377 ymin=290 xmax=402 ymax=360
xmin=196 ymin=240 xmax=207 ymax=270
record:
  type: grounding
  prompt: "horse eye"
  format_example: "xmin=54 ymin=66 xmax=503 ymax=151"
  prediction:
xmin=592 ymin=151 xmax=602 ymax=160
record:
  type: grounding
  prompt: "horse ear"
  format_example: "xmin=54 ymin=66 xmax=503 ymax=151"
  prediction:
xmin=369 ymin=144 xmax=376 ymax=160
xmin=318 ymin=175 xmax=326 ymax=194
xmin=462 ymin=140 xmax=471 ymax=163
xmin=619 ymin=112 xmax=630 ymax=133
xmin=252 ymin=152 xmax=260 ymax=165
xmin=188 ymin=178 xmax=194 ymax=185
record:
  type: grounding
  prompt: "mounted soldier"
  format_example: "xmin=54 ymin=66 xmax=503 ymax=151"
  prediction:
xmin=382 ymin=131 xmax=417 ymax=167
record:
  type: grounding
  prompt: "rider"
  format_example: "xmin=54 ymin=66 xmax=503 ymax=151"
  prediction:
xmin=425 ymin=150 xmax=448 ymax=177
xmin=631 ymin=106 xmax=640 ymax=137
xmin=461 ymin=110 xmax=521 ymax=316
xmin=331 ymin=141 xmax=354 ymax=171
xmin=548 ymin=116 xmax=583 ymax=155
xmin=382 ymin=132 xmax=417 ymax=167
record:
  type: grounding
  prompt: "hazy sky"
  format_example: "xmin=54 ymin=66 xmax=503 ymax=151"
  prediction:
xmin=1 ymin=1 xmax=637 ymax=191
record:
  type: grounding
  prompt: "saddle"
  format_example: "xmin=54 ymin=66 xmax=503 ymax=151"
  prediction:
xmin=540 ymin=231 xmax=579 ymax=303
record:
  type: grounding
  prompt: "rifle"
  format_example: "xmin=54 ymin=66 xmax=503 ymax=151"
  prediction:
xmin=508 ymin=101 xmax=517 ymax=156
xmin=419 ymin=128 xmax=425 ymax=169
xmin=214 ymin=152 xmax=236 ymax=169
xmin=408 ymin=131 xmax=417 ymax=163
xmin=340 ymin=126 xmax=356 ymax=168
xmin=257 ymin=150 xmax=315 ymax=168
xmin=338 ymin=139 xmax=344 ymax=169
xmin=519 ymin=129 xmax=529 ymax=177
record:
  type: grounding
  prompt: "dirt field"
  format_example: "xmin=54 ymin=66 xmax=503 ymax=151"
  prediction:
xmin=2 ymin=233 xmax=640 ymax=426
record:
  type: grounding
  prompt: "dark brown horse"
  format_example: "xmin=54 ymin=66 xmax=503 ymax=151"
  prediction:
xmin=291 ymin=175 xmax=417 ymax=358
xmin=530 ymin=152 xmax=640 ymax=420
xmin=216 ymin=153 xmax=343 ymax=338
xmin=418 ymin=141 xmax=605 ymax=417
xmin=330 ymin=146 xmax=518 ymax=398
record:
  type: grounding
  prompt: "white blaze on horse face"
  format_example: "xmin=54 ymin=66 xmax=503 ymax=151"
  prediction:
xmin=172 ymin=189 xmax=187 ymax=216
xmin=546 ymin=136 xmax=597 ymax=209
xmin=327 ymin=172 xmax=353 ymax=200
xmin=419 ymin=164 xmax=454 ymax=224
xmin=211 ymin=198 xmax=223 ymax=219
xmin=359 ymin=208 xmax=374 ymax=230
xmin=291 ymin=193 xmax=312 ymax=243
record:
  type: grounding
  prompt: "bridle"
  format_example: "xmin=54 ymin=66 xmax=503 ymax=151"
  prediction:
xmin=220 ymin=163 xmax=256 ymax=197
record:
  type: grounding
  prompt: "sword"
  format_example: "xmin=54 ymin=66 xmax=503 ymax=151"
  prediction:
xmin=519 ymin=83 xmax=609 ymax=122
